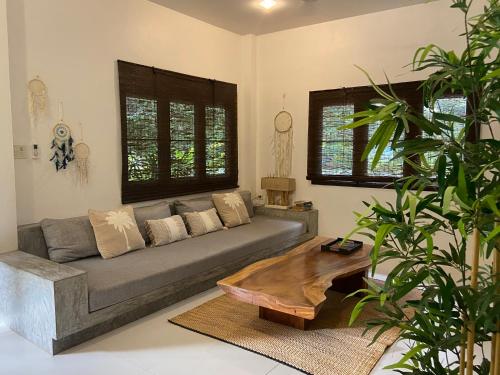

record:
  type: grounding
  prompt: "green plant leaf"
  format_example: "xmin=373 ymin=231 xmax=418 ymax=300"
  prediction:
xmin=371 ymin=224 xmax=396 ymax=274
xmin=383 ymin=344 xmax=427 ymax=370
xmin=485 ymin=226 xmax=500 ymax=242
xmin=443 ymin=186 xmax=456 ymax=215
xmin=408 ymin=193 xmax=417 ymax=223
xmin=481 ymin=67 xmax=500 ymax=80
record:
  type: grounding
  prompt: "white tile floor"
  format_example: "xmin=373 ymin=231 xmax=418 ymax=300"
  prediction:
xmin=0 ymin=288 xmax=408 ymax=375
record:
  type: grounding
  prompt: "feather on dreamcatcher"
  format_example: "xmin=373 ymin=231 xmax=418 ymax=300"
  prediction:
xmin=272 ymin=105 xmax=294 ymax=177
xmin=28 ymin=76 xmax=48 ymax=122
xmin=50 ymin=122 xmax=74 ymax=171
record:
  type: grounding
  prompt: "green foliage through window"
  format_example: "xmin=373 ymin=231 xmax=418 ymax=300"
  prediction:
xmin=170 ymin=102 xmax=196 ymax=178
xmin=321 ymin=105 xmax=354 ymax=175
xmin=126 ymin=97 xmax=159 ymax=182
xmin=206 ymin=106 xmax=227 ymax=176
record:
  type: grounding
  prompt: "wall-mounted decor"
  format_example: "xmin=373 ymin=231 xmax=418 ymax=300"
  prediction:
xmin=27 ymin=76 xmax=48 ymax=123
xmin=74 ymin=142 xmax=90 ymax=184
xmin=272 ymin=95 xmax=293 ymax=178
xmin=50 ymin=122 xmax=74 ymax=171
xmin=73 ymin=122 xmax=90 ymax=184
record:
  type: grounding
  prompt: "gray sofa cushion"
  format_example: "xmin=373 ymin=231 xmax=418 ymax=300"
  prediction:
xmin=18 ymin=223 xmax=50 ymax=259
xmin=239 ymin=190 xmax=254 ymax=218
xmin=41 ymin=217 xmax=99 ymax=263
xmin=69 ymin=215 xmax=306 ymax=311
xmin=134 ymin=202 xmax=171 ymax=242
xmin=174 ymin=197 xmax=214 ymax=217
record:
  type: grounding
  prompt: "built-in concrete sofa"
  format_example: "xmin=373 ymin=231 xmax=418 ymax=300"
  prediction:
xmin=0 ymin=202 xmax=317 ymax=355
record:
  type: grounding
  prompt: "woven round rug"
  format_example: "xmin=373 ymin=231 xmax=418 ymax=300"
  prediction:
xmin=169 ymin=290 xmax=401 ymax=375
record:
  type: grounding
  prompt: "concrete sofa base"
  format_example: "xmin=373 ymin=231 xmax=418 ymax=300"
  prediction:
xmin=0 ymin=208 xmax=318 ymax=354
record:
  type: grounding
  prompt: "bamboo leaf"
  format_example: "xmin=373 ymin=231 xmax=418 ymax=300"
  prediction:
xmin=485 ymin=226 xmax=500 ymax=242
xmin=443 ymin=186 xmax=455 ymax=215
xmin=408 ymin=193 xmax=417 ymax=223
xmin=354 ymin=65 xmax=394 ymax=101
xmin=371 ymin=224 xmax=396 ymax=274
xmin=384 ymin=344 xmax=427 ymax=370
xmin=481 ymin=67 xmax=500 ymax=80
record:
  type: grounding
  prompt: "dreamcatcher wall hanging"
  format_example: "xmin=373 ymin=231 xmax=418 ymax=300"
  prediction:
xmin=50 ymin=122 xmax=74 ymax=171
xmin=272 ymin=94 xmax=293 ymax=177
xmin=28 ymin=76 xmax=48 ymax=123
xmin=74 ymin=122 xmax=90 ymax=185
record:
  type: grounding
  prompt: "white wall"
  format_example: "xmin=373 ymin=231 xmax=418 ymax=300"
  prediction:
xmin=8 ymin=0 xmax=255 ymax=225
xmin=0 ymin=0 xmax=17 ymax=252
xmin=6 ymin=0 xmax=487 ymax=273
xmin=255 ymin=0 xmax=483 ymax=274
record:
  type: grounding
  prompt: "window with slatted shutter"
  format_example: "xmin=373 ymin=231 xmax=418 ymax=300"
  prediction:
xmin=118 ymin=60 xmax=238 ymax=203
xmin=307 ymin=81 xmax=476 ymax=188
xmin=308 ymin=81 xmax=424 ymax=187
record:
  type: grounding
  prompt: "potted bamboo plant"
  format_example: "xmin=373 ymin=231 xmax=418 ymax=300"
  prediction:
xmin=344 ymin=0 xmax=499 ymax=374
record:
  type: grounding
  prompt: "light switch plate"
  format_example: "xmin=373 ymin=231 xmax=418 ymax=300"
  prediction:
xmin=13 ymin=145 xmax=28 ymax=159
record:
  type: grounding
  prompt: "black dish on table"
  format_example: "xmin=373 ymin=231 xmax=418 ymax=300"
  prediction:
xmin=321 ymin=238 xmax=363 ymax=255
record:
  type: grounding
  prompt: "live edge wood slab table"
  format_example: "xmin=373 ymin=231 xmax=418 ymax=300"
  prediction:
xmin=217 ymin=236 xmax=372 ymax=330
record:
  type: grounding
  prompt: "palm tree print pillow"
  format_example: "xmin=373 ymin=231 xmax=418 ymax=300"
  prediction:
xmin=212 ymin=193 xmax=251 ymax=228
xmin=89 ymin=206 xmax=145 ymax=259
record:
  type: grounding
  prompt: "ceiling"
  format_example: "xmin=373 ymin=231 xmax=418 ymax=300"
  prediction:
xmin=149 ymin=0 xmax=429 ymax=35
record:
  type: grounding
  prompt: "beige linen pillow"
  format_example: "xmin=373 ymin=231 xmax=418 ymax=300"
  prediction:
xmin=212 ymin=192 xmax=251 ymax=228
xmin=88 ymin=206 xmax=145 ymax=259
xmin=145 ymin=215 xmax=189 ymax=246
xmin=185 ymin=208 xmax=224 ymax=237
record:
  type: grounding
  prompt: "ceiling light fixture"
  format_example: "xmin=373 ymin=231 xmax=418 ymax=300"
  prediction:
xmin=260 ymin=0 xmax=277 ymax=10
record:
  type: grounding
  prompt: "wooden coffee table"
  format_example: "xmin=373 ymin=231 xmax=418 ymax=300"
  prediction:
xmin=217 ymin=236 xmax=372 ymax=330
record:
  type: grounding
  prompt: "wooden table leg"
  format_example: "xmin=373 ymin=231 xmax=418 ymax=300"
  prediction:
xmin=259 ymin=307 xmax=308 ymax=330
xmin=330 ymin=269 xmax=368 ymax=295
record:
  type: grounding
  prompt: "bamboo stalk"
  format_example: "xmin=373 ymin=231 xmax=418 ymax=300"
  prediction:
xmin=492 ymin=326 xmax=498 ymax=375
xmin=466 ymin=228 xmax=480 ymax=375
xmin=460 ymin=325 xmax=466 ymax=375
xmin=491 ymin=245 xmax=499 ymax=375
xmin=494 ymin=328 xmax=500 ymax=375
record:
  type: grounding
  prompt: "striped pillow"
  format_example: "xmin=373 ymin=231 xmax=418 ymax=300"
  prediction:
xmin=185 ymin=208 xmax=224 ymax=237
xmin=145 ymin=215 xmax=189 ymax=247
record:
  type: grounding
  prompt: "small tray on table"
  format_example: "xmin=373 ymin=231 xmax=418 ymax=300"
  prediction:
xmin=321 ymin=238 xmax=363 ymax=255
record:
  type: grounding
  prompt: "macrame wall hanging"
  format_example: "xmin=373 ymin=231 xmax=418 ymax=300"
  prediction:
xmin=28 ymin=76 xmax=48 ymax=123
xmin=74 ymin=122 xmax=90 ymax=184
xmin=50 ymin=104 xmax=74 ymax=171
xmin=272 ymin=94 xmax=293 ymax=177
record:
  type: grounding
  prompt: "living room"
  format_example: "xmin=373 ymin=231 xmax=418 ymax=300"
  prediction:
xmin=0 ymin=0 xmax=498 ymax=374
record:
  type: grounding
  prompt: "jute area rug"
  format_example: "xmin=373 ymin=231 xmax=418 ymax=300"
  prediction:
xmin=169 ymin=290 xmax=400 ymax=375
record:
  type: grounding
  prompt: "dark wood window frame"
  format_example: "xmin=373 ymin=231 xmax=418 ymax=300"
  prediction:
xmin=307 ymin=81 xmax=475 ymax=189
xmin=118 ymin=60 xmax=238 ymax=203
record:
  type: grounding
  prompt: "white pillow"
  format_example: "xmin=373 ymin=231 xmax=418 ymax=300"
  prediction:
xmin=185 ymin=208 xmax=224 ymax=237
xmin=145 ymin=215 xmax=189 ymax=247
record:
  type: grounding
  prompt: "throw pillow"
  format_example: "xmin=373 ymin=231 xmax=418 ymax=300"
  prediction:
xmin=134 ymin=201 xmax=172 ymax=242
xmin=88 ymin=206 xmax=145 ymax=259
xmin=184 ymin=208 xmax=224 ymax=237
xmin=174 ymin=197 xmax=214 ymax=217
xmin=212 ymin=192 xmax=251 ymax=228
xmin=238 ymin=190 xmax=254 ymax=218
xmin=145 ymin=215 xmax=189 ymax=246
xmin=41 ymin=217 xmax=99 ymax=263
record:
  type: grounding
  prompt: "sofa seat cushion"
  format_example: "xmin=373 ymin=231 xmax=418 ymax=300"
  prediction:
xmin=68 ymin=215 xmax=306 ymax=312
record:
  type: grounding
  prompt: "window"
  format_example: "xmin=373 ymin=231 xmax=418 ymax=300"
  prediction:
xmin=423 ymin=96 xmax=468 ymax=165
xmin=126 ymin=97 xmax=159 ymax=182
xmin=321 ymin=105 xmax=354 ymax=175
xmin=307 ymin=82 xmax=472 ymax=188
xmin=205 ymin=106 xmax=227 ymax=176
xmin=118 ymin=60 xmax=238 ymax=203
